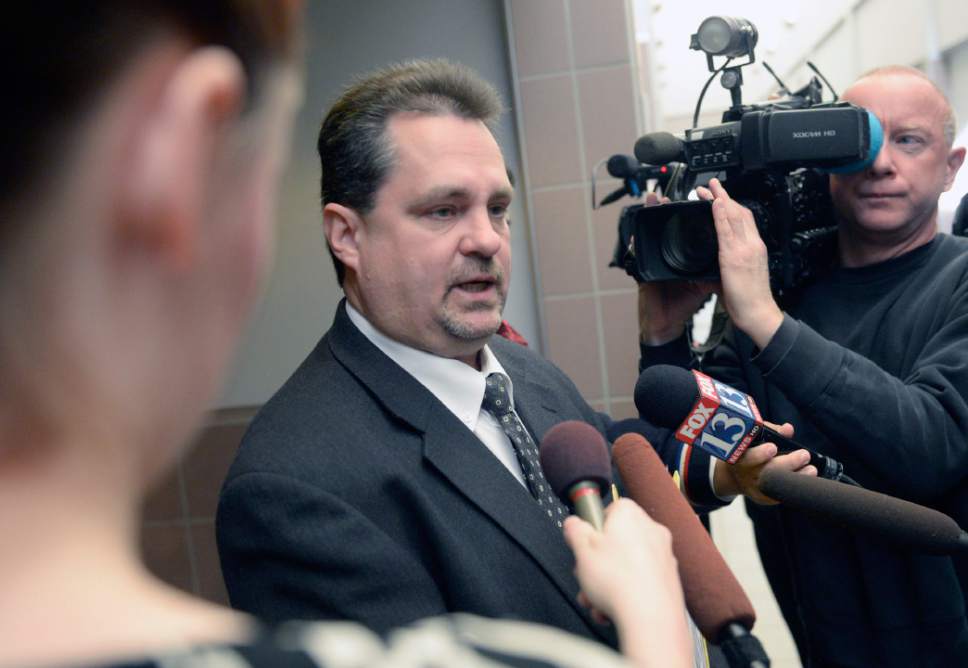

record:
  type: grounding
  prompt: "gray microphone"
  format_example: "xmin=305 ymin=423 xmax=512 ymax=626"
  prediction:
xmin=759 ymin=467 xmax=968 ymax=554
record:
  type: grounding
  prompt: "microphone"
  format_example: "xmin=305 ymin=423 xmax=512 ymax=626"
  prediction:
xmin=599 ymin=154 xmax=642 ymax=206
xmin=635 ymin=364 xmax=850 ymax=483
xmin=634 ymin=131 xmax=685 ymax=166
xmin=613 ymin=432 xmax=769 ymax=667
xmin=606 ymin=154 xmax=643 ymax=181
xmin=599 ymin=154 xmax=673 ymax=207
xmin=539 ymin=421 xmax=612 ymax=530
xmin=760 ymin=467 xmax=968 ymax=554
xmin=601 ymin=154 xmax=643 ymax=206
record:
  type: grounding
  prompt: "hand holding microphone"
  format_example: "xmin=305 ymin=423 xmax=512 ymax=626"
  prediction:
xmin=635 ymin=364 xmax=846 ymax=488
xmin=633 ymin=366 xmax=968 ymax=553
xmin=540 ymin=422 xmax=695 ymax=668
xmin=541 ymin=421 xmax=775 ymax=666
xmin=612 ymin=431 xmax=770 ymax=667
xmin=713 ymin=422 xmax=815 ymax=504
xmin=564 ymin=500 xmax=695 ymax=668
xmin=562 ymin=500 xmax=682 ymax=622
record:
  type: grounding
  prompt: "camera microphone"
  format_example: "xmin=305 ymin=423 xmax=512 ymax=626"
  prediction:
xmin=599 ymin=154 xmax=674 ymax=207
xmin=634 ymin=132 xmax=686 ymax=166
xmin=606 ymin=154 xmax=642 ymax=180
xmin=603 ymin=154 xmax=643 ymax=203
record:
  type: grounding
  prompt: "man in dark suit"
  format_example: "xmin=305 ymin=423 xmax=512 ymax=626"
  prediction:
xmin=216 ymin=59 xmax=623 ymax=646
xmin=216 ymin=58 xmax=799 ymax=650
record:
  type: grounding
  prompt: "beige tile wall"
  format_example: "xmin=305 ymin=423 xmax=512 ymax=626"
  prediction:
xmin=507 ymin=0 xmax=641 ymax=415
xmin=506 ymin=4 xmax=800 ymax=663
xmin=140 ymin=407 xmax=256 ymax=606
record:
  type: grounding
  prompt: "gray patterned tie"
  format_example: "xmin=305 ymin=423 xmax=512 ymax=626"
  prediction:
xmin=481 ymin=372 xmax=569 ymax=528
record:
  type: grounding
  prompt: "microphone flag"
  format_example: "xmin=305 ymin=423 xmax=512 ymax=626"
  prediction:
xmin=675 ymin=370 xmax=763 ymax=463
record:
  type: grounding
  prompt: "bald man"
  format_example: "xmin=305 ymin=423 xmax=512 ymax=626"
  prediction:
xmin=637 ymin=67 xmax=968 ymax=667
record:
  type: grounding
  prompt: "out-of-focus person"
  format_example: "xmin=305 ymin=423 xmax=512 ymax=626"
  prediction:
xmin=0 ymin=4 xmax=695 ymax=668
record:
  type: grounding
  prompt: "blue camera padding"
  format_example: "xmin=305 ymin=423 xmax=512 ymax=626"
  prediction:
xmin=825 ymin=109 xmax=884 ymax=174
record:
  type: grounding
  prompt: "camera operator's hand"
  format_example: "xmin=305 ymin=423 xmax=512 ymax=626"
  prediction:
xmin=696 ymin=179 xmax=784 ymax=350
xmin=637 ymin=192 xmax=718 ymax=345
xmin=712 ymin=422 xmax=817 ymax=504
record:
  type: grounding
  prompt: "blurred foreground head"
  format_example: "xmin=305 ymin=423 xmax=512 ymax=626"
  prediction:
xmin=0 ymin=3 xmax=302 ymax=482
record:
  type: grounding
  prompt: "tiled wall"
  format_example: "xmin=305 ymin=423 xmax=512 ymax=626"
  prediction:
xmin=506 ymin=0 xmax=643 ymax=418
xmin=140 ymin=407 xmax=255 ymax=604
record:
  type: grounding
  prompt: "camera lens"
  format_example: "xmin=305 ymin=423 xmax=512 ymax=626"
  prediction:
xmin=660 ymin=213 xmax=718 ymax=275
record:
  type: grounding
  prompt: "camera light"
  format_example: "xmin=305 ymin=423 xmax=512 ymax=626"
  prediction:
xmin=692 ymin=16 xmax=758 ymax=58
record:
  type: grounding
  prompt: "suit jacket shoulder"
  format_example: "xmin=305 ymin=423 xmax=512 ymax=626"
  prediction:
xmin=218 ymin=303 xmax=617 ymax=647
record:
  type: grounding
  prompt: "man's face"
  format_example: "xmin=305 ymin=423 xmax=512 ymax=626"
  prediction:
xmin=350 ymin=113 xmax=512 ymax=362
xmin=830 ymin=74 xmax=962 ymax=244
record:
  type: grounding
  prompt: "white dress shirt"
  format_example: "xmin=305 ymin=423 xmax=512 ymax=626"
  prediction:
xmin=346 ymin=302 xmax=529 ymax=488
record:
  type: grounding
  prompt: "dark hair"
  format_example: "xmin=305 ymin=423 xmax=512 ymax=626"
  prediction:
xmin=317 ymin=59 xmax=504 ymax=285
xmin=1 ymin=2 xmax=300 ymax=227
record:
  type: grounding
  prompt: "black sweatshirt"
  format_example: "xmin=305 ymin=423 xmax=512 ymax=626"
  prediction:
xmin=642 ymin=233 xmax=968 ymax=667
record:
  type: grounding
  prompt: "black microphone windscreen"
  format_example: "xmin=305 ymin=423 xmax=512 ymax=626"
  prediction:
xmin=634 ymin=132 xmax=684 ymax=165
xmin=539 ymin=421 xmax=612 ymax=500
xmin=606 ymin=154 xmax=640 ymax=179
xmin=759 ymin=468 xmax=968 ymax=555
xmin=634 ymin=365 xmax=699 ymax=428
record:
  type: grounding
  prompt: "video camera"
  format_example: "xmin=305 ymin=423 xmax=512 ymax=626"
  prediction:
xmin=610 ymin=16 xmax=883 ymax=294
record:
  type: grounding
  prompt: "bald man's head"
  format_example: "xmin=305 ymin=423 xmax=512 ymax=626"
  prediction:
xmin=847 ymin=66 xmax=956 ymax=146
xmin=830 ymin=66 xmax=965 ymax=262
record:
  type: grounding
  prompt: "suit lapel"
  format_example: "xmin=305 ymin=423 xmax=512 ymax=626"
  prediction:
xmin=421 ymin=360 xmax=614 ymax=642
xmin=420 ymin=409 xmax=578 ymax=586
xmin=326 ymin=302 xmax=440 ymax=429
xmin=421 ymin=413 xmax=617 ymax=642
xmin=327 ymin=304 xmax=608 ymax=638
xmin=508 ymin=370 xmax=566 ymax=446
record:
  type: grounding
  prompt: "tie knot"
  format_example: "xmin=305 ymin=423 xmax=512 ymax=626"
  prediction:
xmin=482 ymin=373 xmax=513 ymax=417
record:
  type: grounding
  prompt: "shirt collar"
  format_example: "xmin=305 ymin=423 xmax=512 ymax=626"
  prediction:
xmin=345 ymin=301 xmax=512 ymax=430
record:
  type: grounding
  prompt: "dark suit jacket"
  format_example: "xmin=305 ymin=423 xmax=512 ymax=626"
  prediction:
xmin=217 ymin=302 xmax=619 ymax=648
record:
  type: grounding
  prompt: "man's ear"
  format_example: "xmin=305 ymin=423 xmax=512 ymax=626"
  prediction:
xmin=944 ymin=146 xmax=966 ymax=192
xmin=116 ymin=46 xmax=245 ymax=271
xmin=323 ymin=202 xmax=364 ymax=273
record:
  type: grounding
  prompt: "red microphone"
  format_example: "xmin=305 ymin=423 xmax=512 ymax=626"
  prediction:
xmin=613 ymin=431 xmax=767 ymax=668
